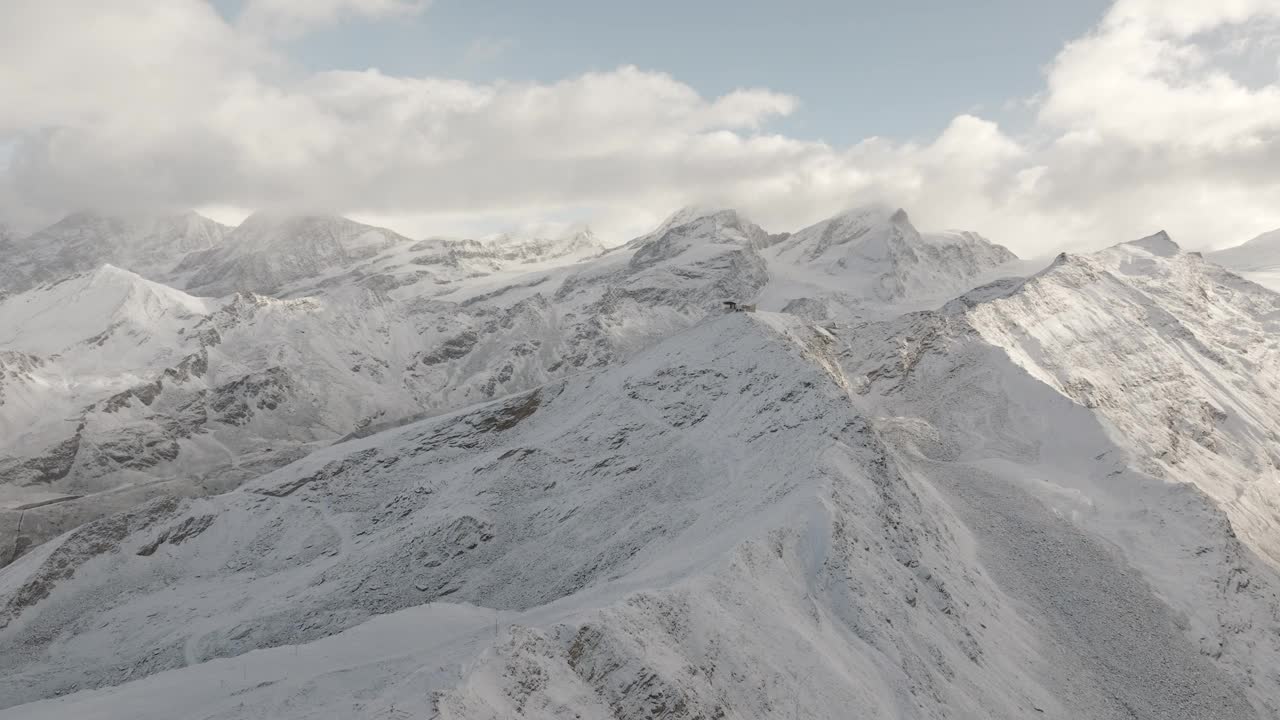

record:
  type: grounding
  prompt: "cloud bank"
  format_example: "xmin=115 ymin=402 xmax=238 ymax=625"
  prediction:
xmin=1 ymin=0 xmax=1278 ymax=251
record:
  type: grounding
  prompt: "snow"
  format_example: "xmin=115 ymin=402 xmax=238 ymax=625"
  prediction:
xmin=0 ymin=211 xmax=227 ymax=293
xmin=0 ymin=265 xmax=210 ymax=359
xmin=965 ymin=238 xmax=1280 ymax=566
xmin=1210 ymin=227 xmax=1280 ymax=272
xmin=1208 ymin=228 xmax=1280 ymax=291
xmin=2 ymin=209 xmax=1280 ymax=718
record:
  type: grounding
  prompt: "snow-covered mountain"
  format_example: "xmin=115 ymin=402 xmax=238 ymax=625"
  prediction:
xmin=4 ymin=207 xmax=1280 ymax=718
xmin=175 ymin=214 xmax=418 ymax=296
xmin=1209 ymin=227 xmax=1280 ymax=292
xmin=959 ymin=232 xmax=1280 ymax=564
xmin=768 ymin=204 xmax=1018 ymax=304
xmin=3 ymin=306 xmax=1278 ymax=718
xmin=0 ymin=208 xmax=774 ymax=558
xmin=1210 ymin=227 xmax=1280 ymax=271
xmin=0 ymin=211 xmax=228 ymax=294
xmin=417 ymin=227 xmax=606 ymax=271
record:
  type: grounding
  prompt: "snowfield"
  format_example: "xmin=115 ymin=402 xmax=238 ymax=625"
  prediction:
xmin=0 ymin=207 xmax=1278 ymax=718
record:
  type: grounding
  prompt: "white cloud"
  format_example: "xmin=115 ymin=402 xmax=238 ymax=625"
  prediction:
xmin=238 ymin=0 xmax=428 ymax=37
xmin=0 ymin=0 xmax=1278 ymax=252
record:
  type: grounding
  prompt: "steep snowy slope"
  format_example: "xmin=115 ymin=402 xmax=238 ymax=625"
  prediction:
xmin=2 ymin=312 xmax=1277 ymax=719
xmin=0 ymin=211 xmax=228 ymax=293
xmin=0 ymin=209 xmax=773 ymax=563
xmin=1210 ymin=228 xmax=1280 ymax=292
xmin=963 ymin=232 xmax=1280 ymax=565
xmin=0 ymin=266 xmax=212 ymax=459
xmin=0 ymin=264 xmax=210 ymax=361
xmin=0 ymin=206 xmax=1072 ymax=569
xmin=1211 ymin=228 xmax=1280 ymax=271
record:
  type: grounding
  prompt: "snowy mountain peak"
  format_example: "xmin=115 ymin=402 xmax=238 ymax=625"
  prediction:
xmin=777 ymin=204 xmax=913 ymax=263
xmin=767 ymin=205 xmax=1017 ymax=303
xmin=645 ymin=206 xmax=766 ymax=242
xmin=632 ymin=206 xmax=768 ymax=250
xmin=0 ymin=264 xmax=210 ymax=358
xmin=0 ymin=211 xmax=228 ymax=293
xmin=178 ymin=213 xmax=414 ymax=296
xmin=1118 ymin=230 xmax=1180 ymax=257
xmin=226 ymin=212 xmax=400 ymax=248
xmin=656 ymin=204 xmax=734 ymax=229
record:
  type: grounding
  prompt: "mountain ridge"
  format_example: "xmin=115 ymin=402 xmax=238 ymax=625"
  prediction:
xmin=4 ymin=207 xmax=1280 ymax=718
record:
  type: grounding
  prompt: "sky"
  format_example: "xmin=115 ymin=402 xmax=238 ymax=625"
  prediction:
xmin=1 ymin=0 xmax=1279 ymax=253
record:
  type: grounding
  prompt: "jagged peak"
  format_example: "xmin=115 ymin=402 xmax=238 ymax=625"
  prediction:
xmin=1116 ymin=230 xmax=1180 ymax=257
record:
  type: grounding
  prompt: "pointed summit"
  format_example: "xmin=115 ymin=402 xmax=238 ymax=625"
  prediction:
xmin=1118 ymin=230 xmax=1180 ymax=257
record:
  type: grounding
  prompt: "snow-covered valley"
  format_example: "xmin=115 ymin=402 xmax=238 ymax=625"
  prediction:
xmin=2 ymin=207 xmax=1280 ymax=718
